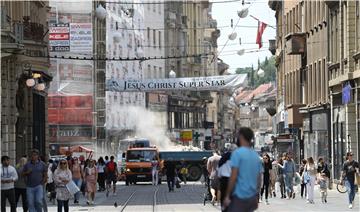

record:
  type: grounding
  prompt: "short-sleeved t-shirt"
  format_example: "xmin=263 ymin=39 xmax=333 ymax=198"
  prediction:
xmin=23 ymin=160 xmax=47 ymax=188
xmin=230 ymin=147 xmax=262 ymax=199
xmin=343 ymin=160 xmax=359 ymax=183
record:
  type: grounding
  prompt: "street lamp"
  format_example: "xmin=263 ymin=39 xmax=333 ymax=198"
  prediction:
xmin=169 ymin=70 xmax=176 ymax=78
xmin=237 ymin=8 xmax=249 ymax=18
xmin=95 ymin=4 xmax=107 ymax=20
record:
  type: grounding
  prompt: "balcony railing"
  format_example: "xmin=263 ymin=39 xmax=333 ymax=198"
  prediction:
xmin=23 ymin=16 xmax=45 ymax=42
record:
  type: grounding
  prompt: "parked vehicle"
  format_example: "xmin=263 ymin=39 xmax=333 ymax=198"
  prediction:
xmin=159 ymin=151 xmax=213 ymax=181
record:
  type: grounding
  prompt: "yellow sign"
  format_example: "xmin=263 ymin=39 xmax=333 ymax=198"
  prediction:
xmin=180 ymin=130 xmax=192 ymax=142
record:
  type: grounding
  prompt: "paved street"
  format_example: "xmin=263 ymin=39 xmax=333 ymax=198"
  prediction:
xmin=11 ymin=182 xmax=358 ymax=212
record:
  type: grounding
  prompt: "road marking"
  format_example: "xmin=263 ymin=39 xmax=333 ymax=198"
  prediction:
xmin=120 ymin=190 xmax=137 ymax=212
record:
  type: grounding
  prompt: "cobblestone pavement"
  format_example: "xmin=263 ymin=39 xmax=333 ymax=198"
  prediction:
xmin=9 ymin=182 xmax=360 ymax=211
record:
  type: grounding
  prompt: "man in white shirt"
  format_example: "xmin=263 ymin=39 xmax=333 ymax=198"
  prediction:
xmin=1 ymin=155 xmax=18 ymax=212
xmin=207 ymin=151 xmax=221 ymax=204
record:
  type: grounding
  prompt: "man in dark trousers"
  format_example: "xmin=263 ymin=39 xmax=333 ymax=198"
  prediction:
xmin=164 ymin=160 xmax=176 ymax=192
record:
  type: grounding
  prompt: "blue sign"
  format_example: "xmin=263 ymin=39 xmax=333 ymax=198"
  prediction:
xmin=342 ymin=83 xmax=352 ymax=104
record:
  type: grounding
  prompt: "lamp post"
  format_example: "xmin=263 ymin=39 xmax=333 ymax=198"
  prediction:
xmin=169 ymin=70 xmax=176 ymax=78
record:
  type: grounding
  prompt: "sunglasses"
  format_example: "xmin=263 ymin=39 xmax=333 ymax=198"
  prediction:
xmin=60 ymin=162 xmax=67 ymax=165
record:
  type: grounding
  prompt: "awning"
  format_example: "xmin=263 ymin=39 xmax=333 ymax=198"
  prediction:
xmin=70 ymin=145 xmax=93 ymax=153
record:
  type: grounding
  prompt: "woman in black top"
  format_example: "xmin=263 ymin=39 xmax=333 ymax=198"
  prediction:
xmin=299 ymin=159 xmax=307 ymax=198
xmin=261 ymin=153 xmax=272 ymax=204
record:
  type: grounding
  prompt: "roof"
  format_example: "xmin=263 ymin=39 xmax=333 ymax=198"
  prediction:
xmin=235 ymin=83 xmax=273 ymax=104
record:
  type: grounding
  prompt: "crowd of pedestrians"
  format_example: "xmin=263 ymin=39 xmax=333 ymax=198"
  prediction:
xmin=198 ymin=127 xmax=360 ymax=212
xmin=1 ymin=150 xmax=119 ymax=212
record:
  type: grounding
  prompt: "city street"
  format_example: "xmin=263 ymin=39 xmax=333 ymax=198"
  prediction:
xmin=21 ymin=182 xmax=358 ymax=212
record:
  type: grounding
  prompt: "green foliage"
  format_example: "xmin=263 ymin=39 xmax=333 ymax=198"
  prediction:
xmin=235 ymin=56 xmax=276 ymax=87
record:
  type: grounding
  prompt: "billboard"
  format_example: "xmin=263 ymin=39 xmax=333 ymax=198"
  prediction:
xmin=70 ymin=23 xmax=93 ymax=53
xmin=49 ymin=23 xmax=70 ymax=52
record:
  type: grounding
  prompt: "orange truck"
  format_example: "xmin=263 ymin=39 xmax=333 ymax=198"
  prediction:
xmin=124 ymin=146 xmax=160 ymax=185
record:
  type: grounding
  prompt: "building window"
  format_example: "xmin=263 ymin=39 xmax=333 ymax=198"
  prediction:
xmin=147 ymin=65 xmax=151 ymax=78
xmin=158 ymin=31 xmax=161 ymax=48
xmin=153 ymin=3 xmax=156 ymax=12
xmin=147 ymin=27 xmax=150 ymax=43
xmin=153 ymin=29 xmax=156 ymax=45
xmin=159 ymin=67 xmax=163 ymax=78
xmin=154 ymin=66 xmax=157 ymax=78
xmin=158 ymin=3 xmax=161 ymax=14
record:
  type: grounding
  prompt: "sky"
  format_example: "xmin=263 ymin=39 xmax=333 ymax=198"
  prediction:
xmin=212 ymin=0 xmax=276 ymax=73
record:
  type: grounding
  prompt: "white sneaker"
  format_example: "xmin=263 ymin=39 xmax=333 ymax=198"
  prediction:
xmin=265 ymin=200 xmax=269 ymax=205
xmin=349 ymin=204 xmax=353 ymax=209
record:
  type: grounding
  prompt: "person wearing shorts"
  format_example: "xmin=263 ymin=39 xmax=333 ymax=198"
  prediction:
xmin=105 ymin=156 xmax=118 ymax=196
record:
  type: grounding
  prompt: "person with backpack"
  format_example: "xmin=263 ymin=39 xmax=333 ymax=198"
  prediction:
xmin=105 ymin=156 xmax=118 ymax=196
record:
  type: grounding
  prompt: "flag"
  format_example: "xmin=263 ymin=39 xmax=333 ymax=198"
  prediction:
xmin=256 ymin=21 xmax=267 ymax=49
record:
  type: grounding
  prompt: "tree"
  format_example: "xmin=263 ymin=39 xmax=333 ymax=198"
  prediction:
xmin=235 ymin=56 xmax=276 ymax=87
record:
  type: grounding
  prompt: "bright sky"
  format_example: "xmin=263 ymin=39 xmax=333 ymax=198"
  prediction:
xmin=212 ymin=0 xmax=276 ymax=73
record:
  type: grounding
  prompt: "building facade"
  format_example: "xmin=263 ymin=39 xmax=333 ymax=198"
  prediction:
xmin=105 ymin=1 xmax=146 ymax=153
xmin=1 ymin=1 xmax=51 ymax=161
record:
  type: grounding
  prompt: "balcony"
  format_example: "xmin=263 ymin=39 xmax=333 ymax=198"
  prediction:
xmin=285 ymin=33 xmax=306 ymax=55
xmin=23 ymin=16 xmax=46 ymax=42
xmin=1 ymin=8 xmax=24 ymax=52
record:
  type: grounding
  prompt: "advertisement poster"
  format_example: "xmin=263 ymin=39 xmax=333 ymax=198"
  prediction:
xmin=49 ymin=23 xmax=70 ymax=52
xmin=70 ymin=23 xmax=93 ymax=53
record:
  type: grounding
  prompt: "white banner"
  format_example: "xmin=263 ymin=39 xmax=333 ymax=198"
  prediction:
xmin=106 ymin=74 xmax=247 ymax=92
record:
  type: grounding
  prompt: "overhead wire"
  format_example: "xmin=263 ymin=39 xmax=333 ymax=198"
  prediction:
xmin=104 ymin=0 xmax=242 ymax=5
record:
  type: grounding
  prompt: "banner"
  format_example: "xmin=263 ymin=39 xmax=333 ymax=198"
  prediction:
xmin=70 ymin=23 xmax=93 ymax=53
xmin=49 ymin=23 xmax=70 ymax=52
xmin=106 ymin=74 xmax=247 ymax=92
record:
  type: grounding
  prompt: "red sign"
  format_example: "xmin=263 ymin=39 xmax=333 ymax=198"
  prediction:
xmin=48 ymin=95 xmax=93 ymax=125
xmin=48 ymin=108 xmax=93 ymax=125
xmin=49 ymin=33 xmax=69 ymax=40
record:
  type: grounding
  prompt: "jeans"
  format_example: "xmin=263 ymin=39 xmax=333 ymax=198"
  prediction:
xmin=167 ymin=176 xmax=175 ymax=191
xmin=42 ymin=186 xmax=47 ymax=212
xmin=261 ymin=179 xmax=270 ymax=200
xmin=152 ymin=169 xmax=159 ymax=185
xmin=345 ymin=180 xmax=357 ymax=204
xmin=57 ymin=200 xmax=69 ymax=212
xmin=26 ymin=185 xmax=43 ymax=212
xmin=284 ymin=173 xmax=294 ymax=195
xmin=15 ymin=188 xmax=28 ymax=212
xmin=72 ymin=179 xmax=82 ymax=201
xmin=1 ymin=188 xmax=16 ymax=212
xmin=228 ymin=195 xmax=258 ymax=212
xmin=220 ymin=177 xmax=229 ymax=212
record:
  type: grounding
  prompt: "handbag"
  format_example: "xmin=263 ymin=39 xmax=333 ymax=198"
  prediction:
xmin=355 ymin=173 xmax=360 ymax=186
xmin=66 ymin=181 xmax=80 ymax=195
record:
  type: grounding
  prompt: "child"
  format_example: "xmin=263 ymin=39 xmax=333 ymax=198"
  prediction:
xmin=318 ymin=172 xmax=328 ymax=203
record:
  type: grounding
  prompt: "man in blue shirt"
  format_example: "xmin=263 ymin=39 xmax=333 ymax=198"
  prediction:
xmin=224 ymin=127 xmax=262 ymax=212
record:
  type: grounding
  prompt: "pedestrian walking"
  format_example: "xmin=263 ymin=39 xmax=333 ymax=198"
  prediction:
xmin=304 ymin=157 xmax=317 ymax=204
xmin=23 ymin=149 xmax=47 ymax=212
xmin=164 ymin=160 xmax=176 ymax=192
xmin=1 ymin=155 xmax=18 ymax=212
xmin=260 ymin=153 xmax=272 ymax=205
xmin=85 ymin=160 xmax=98 ymax=205
xmin=269 ymin=158 xmax=276 ymax=198
xmin=223 ymin=127 xmax=262 ymax=212
xmin=46 ymin=160 xmax=56 ymax=205
xmin=54 ymin=159 xmax=72 ymax=212
xmin=179 ymin=159 xmax=188 ymax=185
xmin=104 ymin=156 xmax=109 ymax=164
xmin=299 ymin=159 xmax=307 ymax=198
xmin=278 ymin=153 xmax=296 ymax=199
xmin=15 ymin=157 xmax=28 ymax=212
xmin=202 ymin=157 xmax=209 ymax=186
xmin=96 ymin=157 xmax=106 ymax=191
xmin=318 ymin=172 xmax=328 ymax=203
xmin=105 ymin=156 xmax=118 ymax=196
xmin=151 ymin=158 xmax=159 ymax=186
xmin=341 ymin=152 xmax=359 ymax=209
xmin=207 ymin=151 xmax=221 ymax=205
xmin=276 ymin=157 xmax=286 ymax=198
xmin=218 ymin=146 xmax=233 ymax=212
xmin=70 ymin=157 xmax=83 ymax=204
